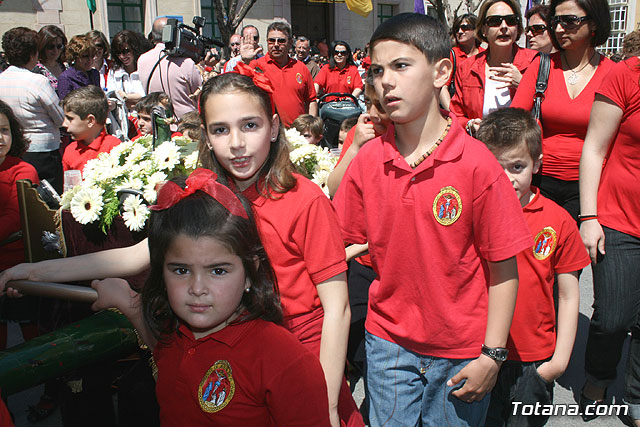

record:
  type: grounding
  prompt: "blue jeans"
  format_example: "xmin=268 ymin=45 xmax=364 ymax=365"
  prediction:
xmin=365 ymin=332 xmax=490 ymax=427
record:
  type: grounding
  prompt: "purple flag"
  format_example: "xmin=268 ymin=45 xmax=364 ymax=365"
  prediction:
xmin=414 ymin=0 xmax=425 ymax=14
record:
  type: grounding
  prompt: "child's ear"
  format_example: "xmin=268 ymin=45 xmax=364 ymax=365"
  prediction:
xmin=533 ymin=153 xmax=543 ymax=174
xmin=201 ymin=124 xmax=214 ymax=151
xmin=270 ymin=114 xmax=280 ymax=142
xmin=433 ymin=57 xmax=453 ymax=90
xmin=86 ymin=114 xmax=97 ymax=128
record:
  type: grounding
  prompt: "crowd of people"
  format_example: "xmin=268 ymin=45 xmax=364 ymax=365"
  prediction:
xmin=0 ymin=1 xmax=639 ymax=426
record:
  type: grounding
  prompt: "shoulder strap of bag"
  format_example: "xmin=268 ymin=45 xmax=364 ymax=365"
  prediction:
xmin=448 ymin=48 xmax=457 ymax=98
xmin=532 ymin=53 xmax=551 ymax=121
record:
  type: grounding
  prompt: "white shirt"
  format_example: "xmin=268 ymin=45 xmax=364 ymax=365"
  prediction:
xmin=482 ymin=74 xmax=511 ymax=117
xmin=106 ymin=67 xmax=146 ymax=98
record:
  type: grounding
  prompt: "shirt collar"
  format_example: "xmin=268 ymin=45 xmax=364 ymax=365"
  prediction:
xmin=266 ymin=54 xmax=296 ymax=69
xmin=523 ymin=186 xmax=543 ymax=212
xmin=382 ymin=111 xmax=464 ymax=171
xmin=83 ymin=128 xmax=108 ymax=150
xmin=241 ymin=179 xmax=268 ymax=207
xmin=177 ymin=317 xmax=252 ymax=347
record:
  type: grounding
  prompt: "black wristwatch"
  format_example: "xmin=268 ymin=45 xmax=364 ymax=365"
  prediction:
xmin=481 ymin=344 xmax=508 ymax=362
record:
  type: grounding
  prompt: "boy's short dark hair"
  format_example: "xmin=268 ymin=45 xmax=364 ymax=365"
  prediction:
xmin=62 ymin=85 xmax=109 ymax=125
xmin=369 ymin=13 xmax=450 ymax=64
xmin=135 ymin=92 xmax=174 ymax=116
xmin=177 ymin=110 xmax=203 ymax=141
xmin=476 ymin=108 xmax=542 ymax=161
xmin=291 ymin=114 xmax=323 ymax=137
xmin=340 ymin=116 xmax=358 ymax=132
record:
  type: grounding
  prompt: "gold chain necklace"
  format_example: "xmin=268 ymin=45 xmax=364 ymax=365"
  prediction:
xmin=409 ymin=117 xmax=452 ymax=169
xmin=564 ymin=51 xmax=597 ymax=85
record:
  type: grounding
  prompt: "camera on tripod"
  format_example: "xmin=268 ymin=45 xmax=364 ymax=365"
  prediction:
xmin=162 ymin=16 xmax=224 ymax=62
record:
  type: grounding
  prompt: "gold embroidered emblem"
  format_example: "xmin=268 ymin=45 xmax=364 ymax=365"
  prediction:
xmin=198 ymin=360 xmax=235 ymax=413
xmin=433 ymin=186 xmax=462 ymax=226
xmin=533 ymin=226 xmax=557 ymax=260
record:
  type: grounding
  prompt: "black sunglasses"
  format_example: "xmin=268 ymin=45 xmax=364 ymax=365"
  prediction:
xmin=459 ymin=23 xmax=474 ymax=31
xmin=551 ymin=14 xmax=591 ymax=29
xmin=267 ymin=37 xmax=287 ymax=45
xmin=230 ymin=42 xmax=240 ymax=46
xmin=46 ymin=43 xmax=64 ymax=50
xmin=525 ymin=24 xmax=547 ymax=36
xmin=334 ymin=50 xmax=347 ymax=56
xmin=485 ymin=14 xmax=519 ymax=27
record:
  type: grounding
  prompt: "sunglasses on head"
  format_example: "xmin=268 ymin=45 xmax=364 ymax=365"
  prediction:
xmin=334 ymin=50 xmax=347 ymax=56
xmin=267 ymin=37 xmax=287 ymax=45
xmin=458 ymin=23 xmax=474 ymax=31
xmin=46 ymin=43 xmax=64 ymax=50
xmin=525 ymin=24 xmax=547 ymax=36
xmin=485 ymin=14 xmax=519 ymax=27
xmin=551 ymin=14 xmax=591 ymax=29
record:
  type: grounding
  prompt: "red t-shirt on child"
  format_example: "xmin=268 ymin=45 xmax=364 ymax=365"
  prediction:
xmin=507 ymin=187 xmax=590 ymax=361
xmin=154 ymin=319 xmax=330 ymax=426
xmin=62 ymin=128 xmax=121 ymax=173
xmin=314 ymin=64 xmax=363 ymax=97
xmin=333 ymin=113 xmax=532 ymax=358
xmin=595 ymin=56 xmax=640 ymax=239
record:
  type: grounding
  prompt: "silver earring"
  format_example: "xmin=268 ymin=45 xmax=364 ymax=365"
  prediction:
xmin=244 ymin=287 xmax=251 ymax=293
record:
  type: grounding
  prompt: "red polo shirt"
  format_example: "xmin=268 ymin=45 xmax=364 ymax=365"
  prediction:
xmin=333 ymin=113 xmax=532 ymax=358
xmin=249 ymin=55 xmax=317 ymax=128
xmin=242 ymin=174 xmax=347 ymax=326
xmin=508 ymin=188 xmax=590 ymax=362
xmin=596 ymin=57 xmax=640 ymax=238
xmin=154 ymin=319 xmax=330 ymax=426
xmin=450 ymin=46 xmax=538 ymax=126
xmin=315 ymin=64 xmax=363 ymax=97
xmin=62 ymin=128 xmax=121 ymax=173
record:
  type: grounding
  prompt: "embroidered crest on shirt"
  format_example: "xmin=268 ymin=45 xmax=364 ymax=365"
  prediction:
xmin=198 ymin=360 xmax=235 ymax=413
xmin=433 ymin=186 xmax=462 ymax=226
xmin=347 ymin=75 xmax=352 ymax=84
xmin=296 ymin=73 xmax=303 ymax=84
xmin=533 ymin=226 xmax=557 ymax=260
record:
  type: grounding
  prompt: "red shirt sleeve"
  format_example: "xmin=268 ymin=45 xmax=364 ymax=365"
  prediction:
xmin=333 ymin=153 xmax=368 ymax=245
xmin=314 ymin=65 xmax=328 ymax=91
xmin=510 ymin=55 xmax=541 ymax=111
xmin=554 ymin=210 xmax=591 ymax=274
xmin=449 ymin=64 xmax=471 ymax=125
xmin=352 ymin=66 xmax=363 ymax=91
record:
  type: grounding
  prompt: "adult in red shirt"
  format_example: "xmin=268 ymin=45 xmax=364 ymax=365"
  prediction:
xmin=451 ymin=13 xmax=484 ymax=63
xmin=314 ymin=41 xmax=363 ymax=100
xmin=248 ymin=22 xmax=317 ymax=127
xmin=511 ymin=0 xmax=613 ymax=221
xmin=450 ymin=0 xmax=537 ymax=133
xmin=579 ymin=51 xmax=640 ymax=420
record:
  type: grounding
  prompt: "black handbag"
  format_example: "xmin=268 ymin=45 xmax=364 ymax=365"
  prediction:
xmin=532 ymin=53 xmax=551 ymax=121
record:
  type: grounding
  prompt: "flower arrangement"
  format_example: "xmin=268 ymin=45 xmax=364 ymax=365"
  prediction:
xmin=285 ymin=128 xmax=338 ymax=196
xmin=61 ymin=135 xmax=200 ymax=233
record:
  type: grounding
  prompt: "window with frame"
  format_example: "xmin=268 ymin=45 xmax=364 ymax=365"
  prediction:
xmin=378 ymin=3 xmax=395 ymax=25
xmin=107 ymin=0 xmax=144 ymax=35
xmin=201 ymin=0 xmax=230 ymax=40
xmin=602 ymin=1 xmax=628 ymax=55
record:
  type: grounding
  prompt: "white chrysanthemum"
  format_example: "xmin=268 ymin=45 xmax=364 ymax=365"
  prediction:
xmin=70 ymin=187 xmax=104 ymax=224
xmin=316 ymin=157 xmax=335 ymax=172
xmin=142 ymin=183 xmax=158 ymax=204
xmin=183 ymin=151 xmax=199 ymax=170
xmin=153 ymin=141 xmax=181 ymax=171
xmin=285 ymin=128 xmax=308 ymax=148
xmin=290 ymin=144 xmax=317 ymax=163
xmin=147 ymin=171 xmax=167 ymax=189
xmin=116 ymin=177 xmax=144 ymax=192
xmin=122 ymin=195 xmax=149 ymax=232
xmin=60 ymin=186 xmax=81 ymax=210
xmin=312 ymin=169 xmax=331 ymax=187
xmin=124 ymin=144 xmax=148 ymax=165
xmin=109 ymin=139 xmax=134 ymax=159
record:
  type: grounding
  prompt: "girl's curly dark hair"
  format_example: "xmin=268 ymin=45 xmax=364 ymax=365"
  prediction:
xmin=0 ymin=100 xmax=30 ymax=157
xmin=142 ymin=177 xmax=283 ymax=340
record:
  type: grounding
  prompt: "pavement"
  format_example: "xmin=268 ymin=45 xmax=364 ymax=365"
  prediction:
xmin=4 ymin=264 xmax=631 ymax=426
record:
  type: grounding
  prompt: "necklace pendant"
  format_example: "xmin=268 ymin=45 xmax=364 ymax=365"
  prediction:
xmin=568 ymin=71 xmax=579 ymax=85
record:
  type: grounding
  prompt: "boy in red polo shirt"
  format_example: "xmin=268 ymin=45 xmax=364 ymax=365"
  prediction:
xmin=332 ymin=14 xmax=532 ymax=426
xmin=476 ymin=108 xmax=589 ymax=427
xmin=61 ymin=85 xmax=121 ymax=173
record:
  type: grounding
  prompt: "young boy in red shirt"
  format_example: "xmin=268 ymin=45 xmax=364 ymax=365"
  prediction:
xmin=130 ymin=92 xmax=180 ymax=142
xmin=61 ymin=85 xmax=121 ymax=173
xmin=476 ymin=108 xmax=590 ymax=426
xmin=332 ymin=13 xmax=532 ymax=425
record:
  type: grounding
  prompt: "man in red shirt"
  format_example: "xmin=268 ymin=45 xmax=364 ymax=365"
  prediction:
xmin=248 ymin=22 xmax=318 ymax=127
xmin=61 ymin=86 xmax=121 ymax=173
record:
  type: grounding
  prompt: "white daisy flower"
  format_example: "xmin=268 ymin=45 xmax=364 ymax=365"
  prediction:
xmin=153 ymin=141 xmax=181 ymax=171
xmin=124 ymin=144 xmax=148 ymax=165
xmin=116 ymin=177 xmax=144 ymax=192
xmin=142 ymin=183 xmax=158 ymax=204
xmin=183 ymin=151 xmax=200 ymax=170
xmin=285 ymin=128 xmax=308 ymax=148
xmin=122 ymin=195 xmax=149 ymax=232
xmin=70 ymin=187 xmax=104 ymax=224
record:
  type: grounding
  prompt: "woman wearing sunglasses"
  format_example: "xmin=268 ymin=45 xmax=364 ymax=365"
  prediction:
xmin=578 ymin=31 xmax=640 ymax=424
xmin=314 ymin=41 xmax=363 ymax=100
xmin=525 ymin=4 xmax=555 ymax=54
xmin=450 ymin=0 xmax=537 ymax=134
xmin=57 ymin=35 xmax=100 ymax=101
xmin=451 ymin=13 xmax=484 ymax=62
xmin=511 ymin=0 xmax=612 ymax=223
xmin=33 ymin=25 xmax=68 ymax=91
xmin=107 ymin=30 xmax=148 ymax=110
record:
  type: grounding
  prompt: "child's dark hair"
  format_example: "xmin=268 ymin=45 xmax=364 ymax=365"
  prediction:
xmin=340 ymin=116 xmax=358 ymax=132
xmin=198 ymin=73 xmax=296 ymax=197
xmin=476 ymin=108 xmax=542 ymax=161
xmin=0 ymin=100 xmax=30 ymax=157
xmin=135 ymin=92 xmax=174 ymax=116
xmin=62 ymin=85 xmax=109 ymax=125
xmin=177 ymin=110 xmax=203 ymax=142
xmin=369 ymin=13 xmax=450 ymax=64
xmin=142 ymin=177 xmax=283 ymax=339
xmin=291 ymin=114 xmax=323 ymax=137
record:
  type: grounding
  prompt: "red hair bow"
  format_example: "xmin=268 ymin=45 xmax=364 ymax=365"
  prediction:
xmin=234 ymin=62 xmax=276 ymax=114
xmin=149 ymin=168 xmax=248 ymax=219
